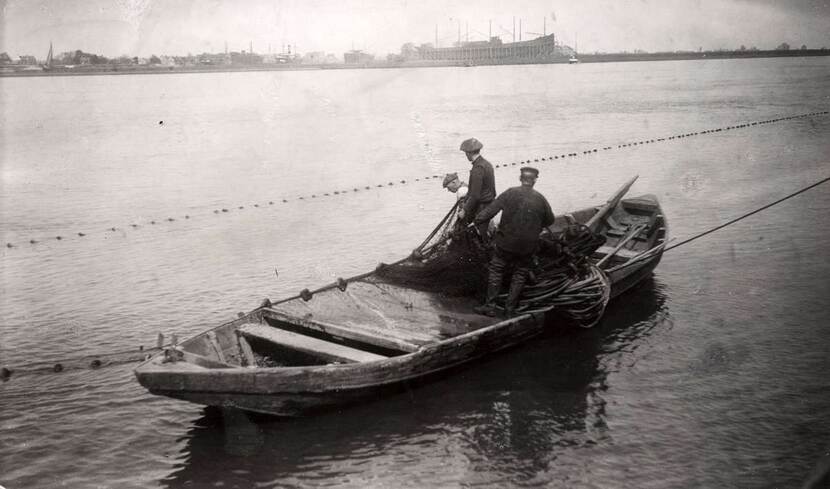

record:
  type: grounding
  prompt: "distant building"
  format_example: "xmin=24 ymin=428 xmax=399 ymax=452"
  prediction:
xmin=415 ymin=34 xmax=572 ymax=63
xmin=263 ymin=52 xmax=296 ymax=64
xmin=301 ymin=51 xmax=328 ymax=64
xmin=18 ymin=55 xmax=38 ymax=65
xmin=158 ymin=55 xmax=177 ymax=66
xmin=113 ymin=55 xmax=135 ymax=65
xmin=400 ymin=43 xmax=419 ymax=61
xmin=344 ymin=50 xmax=374 ymax=64
xmin=200 ymin=53 xmax=231 ymax=65
xmin=229 ymin=51 xmax=262 ymax=65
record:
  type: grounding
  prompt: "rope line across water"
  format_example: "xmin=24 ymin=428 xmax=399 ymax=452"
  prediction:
xmin=3 ymin=173 xmax=828 ymax=381
xmin=4 ymin=110 xmax=827 ymax=250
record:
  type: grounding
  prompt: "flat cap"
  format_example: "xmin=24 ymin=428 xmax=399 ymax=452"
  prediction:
xmin=459 ymin=138 xmax=483 ymax=153
xmin=442 ymin=172 xmax=459 ymax=188
xmin=520 ymin=166 xmax=539 ymax=177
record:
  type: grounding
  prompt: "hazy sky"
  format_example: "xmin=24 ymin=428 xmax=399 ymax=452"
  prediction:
xmin=2 ymin=0 xmax=829 ymax=58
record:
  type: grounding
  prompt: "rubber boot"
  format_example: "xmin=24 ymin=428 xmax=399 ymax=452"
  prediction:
xmin=504 ymin=271 xmax=528 ymax=318
xmin=474 ymin=279 xmax=500 ymax=317
xmin=474 ymin=256 xmax=505 ymax=317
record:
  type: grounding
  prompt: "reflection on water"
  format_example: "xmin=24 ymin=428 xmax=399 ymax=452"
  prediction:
xmin=164 ymin=280 xmax=668 ymax=488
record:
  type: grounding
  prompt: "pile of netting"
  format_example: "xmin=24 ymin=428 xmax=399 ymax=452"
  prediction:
xmin=375 ymin=202 xmax=613 ymax=328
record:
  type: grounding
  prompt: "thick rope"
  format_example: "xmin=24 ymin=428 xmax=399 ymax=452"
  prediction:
xmin=664 ymin=175 xmax=830 ymax=253
xmin=608 ymin=174 xmax=830 ymax=274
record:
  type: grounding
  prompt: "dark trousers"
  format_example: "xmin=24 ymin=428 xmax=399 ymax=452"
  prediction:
xmin=474 ymin=221 xmax=490 ymax=243
xmin=485 ymin=246 xmax=533 ymax=313
xmin=469 ymin=201 xmax=493 ymax=243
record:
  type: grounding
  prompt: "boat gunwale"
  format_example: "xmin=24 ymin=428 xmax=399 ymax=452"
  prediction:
xmin=135 ymin=312 xmax=543 ymax=393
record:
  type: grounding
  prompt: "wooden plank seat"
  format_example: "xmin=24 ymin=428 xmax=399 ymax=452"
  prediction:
xmin=238 ymin=323 xmax=388 ymax=364
xmin=593 ymin=245 xmax=643 ymax=260
xmin=605 ymin=213 xmax=657 ymax=238
xmin=603 ymin=214 xmax=628 ymax=236
xmin=606 ymin=221 xmax=657 ymax=241
xmin=262 ymin=307 xmax=423 ymax=353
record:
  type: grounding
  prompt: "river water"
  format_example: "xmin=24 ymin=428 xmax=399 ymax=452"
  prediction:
xmin=1 ymin=57 xmax=829 ymax=488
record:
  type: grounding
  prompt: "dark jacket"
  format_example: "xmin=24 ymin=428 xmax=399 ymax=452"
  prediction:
xmin=463 ymin=155 xmax=496 ymax=219
xmin=475 ymin=185 xmax=555 ymax=255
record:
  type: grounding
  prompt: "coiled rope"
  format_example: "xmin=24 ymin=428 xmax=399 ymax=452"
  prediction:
xmin=4 ymin=110 xmax=827 ymax=250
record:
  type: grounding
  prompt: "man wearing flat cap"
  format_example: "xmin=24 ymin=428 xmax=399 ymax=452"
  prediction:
xmin=473 ymin=166 xmax=555 ymax=317
xmin=458 ymin=138 xmax=496 ymax=240
xmin=442 ymin=172 xmax=468 ymax=201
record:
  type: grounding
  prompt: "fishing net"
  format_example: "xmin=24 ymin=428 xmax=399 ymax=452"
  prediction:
xmin=374 ymin=201 xmax=488 ymax=296
xmin=375 ymin=201 xmax=612 ymax=327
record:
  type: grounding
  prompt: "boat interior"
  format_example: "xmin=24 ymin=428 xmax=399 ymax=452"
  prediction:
xmin=171 ymin=278 xmax=498 ymax=370
xmin=587 ymin=195 xmax=667 ymax=269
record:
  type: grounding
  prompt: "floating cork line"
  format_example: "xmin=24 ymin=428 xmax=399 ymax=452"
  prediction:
xmin=4 ymin=110 xmax=826 ymax=251
xmin=0 ymin=340 xmax=177 ymax=381
xmin=608 ymin=111 xmax=827 ymax=153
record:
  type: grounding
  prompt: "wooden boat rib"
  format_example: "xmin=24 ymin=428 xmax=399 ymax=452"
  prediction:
xmin=135 ymin=179 xmax=668 ymax=416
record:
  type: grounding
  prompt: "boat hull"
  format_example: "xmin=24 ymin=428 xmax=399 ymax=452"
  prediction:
xmin=136 ymin=258 xmax=661 ymax=417
xmin=608 ymin=251 xmax=663 ymax=299
xmin=136 ymin=312 xmax=546 ymax=416
xmin=135 ymin=190 xmax=667 ymax=417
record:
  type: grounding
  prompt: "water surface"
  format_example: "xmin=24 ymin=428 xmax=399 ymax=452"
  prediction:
xmin=2 ymin=57 xmax=830 ymax=488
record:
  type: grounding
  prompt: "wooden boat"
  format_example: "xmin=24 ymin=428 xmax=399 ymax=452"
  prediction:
xmin=134 ymin=177 xmax=667 ymax=416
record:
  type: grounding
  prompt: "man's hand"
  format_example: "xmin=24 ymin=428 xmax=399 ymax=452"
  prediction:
xmin=457 ymin=208 xmax=466 ymax=221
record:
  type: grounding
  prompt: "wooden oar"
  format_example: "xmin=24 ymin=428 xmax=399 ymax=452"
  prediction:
xmin=585 ymin=175 xmax=639 ymax=233
xmin=596 ymin=223 xmax=647 ymax=267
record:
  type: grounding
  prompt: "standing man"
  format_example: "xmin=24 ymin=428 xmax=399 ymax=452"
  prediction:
xmin=457 ymin=138 xmax=496 ymax=240
xmin=473 ymin=167 xmax=555 ymax=317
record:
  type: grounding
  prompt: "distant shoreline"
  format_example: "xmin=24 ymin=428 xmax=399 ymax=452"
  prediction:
xmin=1 ymin=49 xmax=827 ymax=78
